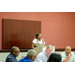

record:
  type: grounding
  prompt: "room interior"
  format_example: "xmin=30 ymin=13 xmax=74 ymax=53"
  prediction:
xmin=0 ymin=12 xmax=75 ymax=61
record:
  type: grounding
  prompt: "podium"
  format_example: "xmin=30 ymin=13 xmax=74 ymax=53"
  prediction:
xmin=34 ymin=45 xmax=55 ymax=55
xmin=34 ymin=44 xmax=46 ymax=55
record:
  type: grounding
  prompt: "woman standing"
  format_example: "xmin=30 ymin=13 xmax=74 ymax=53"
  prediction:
xmin=32 ymin=33 xmax=45 ymax=49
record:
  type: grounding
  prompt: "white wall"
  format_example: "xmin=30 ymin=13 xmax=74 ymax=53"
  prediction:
xmin=0 ymin=51 xmax=75 ymax=62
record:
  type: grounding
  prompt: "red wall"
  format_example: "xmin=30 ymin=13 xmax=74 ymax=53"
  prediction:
xmin=0 ymin=12 xmax=75 ymax=49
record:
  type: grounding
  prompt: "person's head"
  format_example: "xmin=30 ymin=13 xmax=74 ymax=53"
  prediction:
xmin=45 ymin=45 xmax=53 ymax=57
xmin=11 ymin=46 xmax=20 ymax=57
xmin=65 ymin=46 xmax=71 ymax=55
xmin=47 ymin=53 xmax=61 ymax=62
xmin=36 ymin=33 xmax=42 ymax=40
xmin=27 ymin=49 xmax=37 ymax=61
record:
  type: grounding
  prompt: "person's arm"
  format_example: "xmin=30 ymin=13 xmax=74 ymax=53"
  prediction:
xmin=63 ymin=53 xmax=72 ymax=62
xmin=32 ymin=39 xmax=37 ymax=49
xmin=42 ymin=38 xmax=45 ymax=45
xmin=21 ymin=56 xmax=25 ymax=59
xmin=32 ymin=43 xmax=35 ymax=49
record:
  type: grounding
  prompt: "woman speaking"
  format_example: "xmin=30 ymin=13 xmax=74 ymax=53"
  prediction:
xmin=32 ymin=33 xmax=45 ymax=49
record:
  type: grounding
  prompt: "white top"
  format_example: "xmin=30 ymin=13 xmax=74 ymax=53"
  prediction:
xmin=32 ymin=38 xmax=45 ymax=44
xmin=35 ymin=51 xmax=48 ymax=62
xmin=61 ymin=51 xmax=75 ymax=62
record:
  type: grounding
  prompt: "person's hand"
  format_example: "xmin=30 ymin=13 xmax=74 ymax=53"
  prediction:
xmin=68 ymin=53 xmax=72 ymax=57
xmin=21 ymin=56 xmax=25 ymax=59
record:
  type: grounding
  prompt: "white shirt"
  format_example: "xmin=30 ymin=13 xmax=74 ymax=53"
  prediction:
xmin=61 ymin=51 xmax=75 ymax=62
xmin=35 ymin=51 xmax=48 ymax=62
xmin=32 ymin=38 xmax=45 ymax=44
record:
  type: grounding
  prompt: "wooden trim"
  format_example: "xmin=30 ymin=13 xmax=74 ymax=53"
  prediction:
xmin=0 ymin=48 xmax=75 ymax=52
xmin=55 ymin=48 xmax=75 ymax=51
xmin=0 ymin=49 xmax=30 ymax=52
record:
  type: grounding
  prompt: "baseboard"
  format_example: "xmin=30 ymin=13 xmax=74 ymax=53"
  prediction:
xmin=0 ymin=49 xmax=30 ymax=52
xmin=0 ymin=48 xmax=75 ymax=52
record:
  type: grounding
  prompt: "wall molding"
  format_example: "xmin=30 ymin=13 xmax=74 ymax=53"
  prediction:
xmin=0 ymin=49 xmax=30 ymax=52
xmin=55 ymin=48 xmax=75 ymax=51
xmin=0 ymin=48 xmax=75 ymax=52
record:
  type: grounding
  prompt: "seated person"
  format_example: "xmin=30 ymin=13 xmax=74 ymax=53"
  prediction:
xmin=19 ymin=49 xmax=37 ymax=62
xmin=61 ymin=46 xmax=75 ymax=62
xmin=47 ymin=53 xmax=61 ymax=62
xmin=32 ymin=33 xmax=45 ymax=49
xmin=6 ymin=46 xmax=20 ymax=62
xmin=35 ymin=45 xmax=53 ymax=62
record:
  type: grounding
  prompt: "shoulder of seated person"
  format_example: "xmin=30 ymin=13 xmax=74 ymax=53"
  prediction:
xmin=61 ymin=52 xmax=66 ymax=55
xmin=71 ymin=52 xmax=74 ymax=55
xmin=37 ymin=52 xmax=44 ymax=57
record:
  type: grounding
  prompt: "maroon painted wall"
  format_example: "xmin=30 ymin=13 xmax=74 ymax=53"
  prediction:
xmin=0 ymin=12 xmax=75 ymax=49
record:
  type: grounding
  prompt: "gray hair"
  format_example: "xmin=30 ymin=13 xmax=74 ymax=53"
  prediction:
xmin=11 ymin=46 xmax=19 ymax=53
xmin=47 ymin=45 xmax=53 ymax=49
xmin=27 ymin=49 xmax=36 ymax=58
